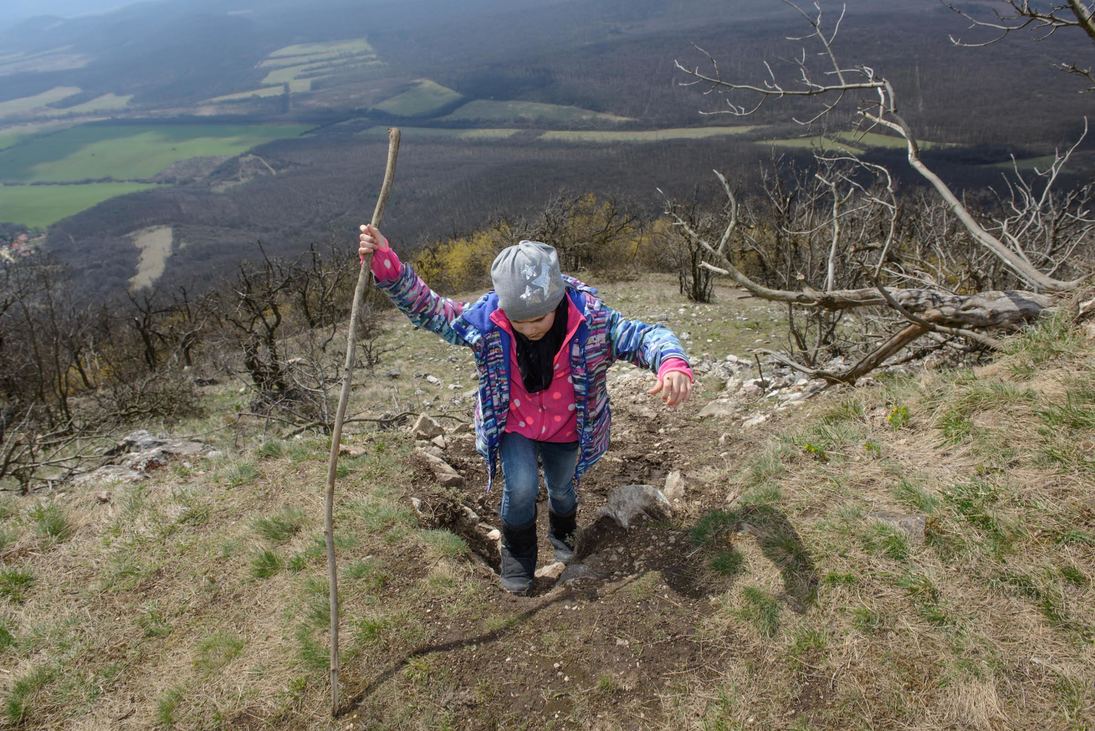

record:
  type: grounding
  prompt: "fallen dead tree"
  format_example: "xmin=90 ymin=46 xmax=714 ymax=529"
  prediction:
xmin=671 ymin=1 xmax=1093 ymax=382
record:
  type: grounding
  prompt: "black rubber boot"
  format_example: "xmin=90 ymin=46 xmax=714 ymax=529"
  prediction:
xmin=548 ymin=509 xmax=577 ymax=563
xmin=499 ymin=519 xmax=538 ymax=594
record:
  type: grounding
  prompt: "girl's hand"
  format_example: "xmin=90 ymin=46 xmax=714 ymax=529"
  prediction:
xmin=358 ymin=224 xmax=390 ymax=259
xmin=648 ymin=371 xmax=692 ymax=407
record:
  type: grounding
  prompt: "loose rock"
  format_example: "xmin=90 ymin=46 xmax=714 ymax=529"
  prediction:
xmin=411 ymin=413 xmax=443 ymax=440
xmin=663 ymin=470 xmax=686 ymax=501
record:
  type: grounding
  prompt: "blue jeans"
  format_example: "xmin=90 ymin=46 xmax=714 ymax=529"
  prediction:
xmin=499 ymin=431 xmax=579 ymax=527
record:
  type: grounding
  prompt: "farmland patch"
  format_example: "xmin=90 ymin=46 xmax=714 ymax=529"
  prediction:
xmin=358 ymin=126 xmax=522 ymax=141
xmin=442 ymin=100 xmax=632 ymax=126
xmin=205 ymin=39 xmax=383 ymax=103
xmin=541 ymin=126 xmax=759 ymax=143
xmin=0 ymin=87 xmax=81 ymax=119
xmin=374 ymin=80 xmax=463 ymax=118
xmin=0 ymin=123 xmax=312 ymax=183
xmin=0 ymin=49 xmax=89 ymax=77
xmin=0 ymin=183 xmax=160 ymax=229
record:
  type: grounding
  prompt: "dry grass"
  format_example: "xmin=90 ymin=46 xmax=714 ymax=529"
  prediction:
xmin=0 ymin=276 xmax=1092 ymax=729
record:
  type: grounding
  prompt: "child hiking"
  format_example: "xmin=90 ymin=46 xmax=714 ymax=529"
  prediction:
xmin=358 ymin=224 xmax=693 ymax=594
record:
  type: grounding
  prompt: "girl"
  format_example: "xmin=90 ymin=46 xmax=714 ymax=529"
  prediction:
xmin=359 ymin=224 xmax=693 ymax=594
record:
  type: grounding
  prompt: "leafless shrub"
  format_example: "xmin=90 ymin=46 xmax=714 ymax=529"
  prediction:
xmin=669 ymin=0 xmax=1092 ymax=382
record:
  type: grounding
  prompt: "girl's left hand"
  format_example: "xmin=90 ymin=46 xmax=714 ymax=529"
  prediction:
xmin=648 ymin=371 xmax=692 ymax=407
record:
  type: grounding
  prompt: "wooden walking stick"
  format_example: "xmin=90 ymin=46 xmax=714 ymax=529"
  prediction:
xmin=324 ymin=127 xmax=400 ymax=715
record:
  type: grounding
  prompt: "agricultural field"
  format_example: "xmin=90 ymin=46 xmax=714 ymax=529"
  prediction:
xmin=0 ymin=182 xmax=160 ymax=229
xmin=206 ymin=39 xmax=383 ymax=102
xmin=358 ymin=127 xmax=522 ymax=141
xmin=0 ymin=87 xmax=81 ymax=119
xmin=374 ymin=80 xmax=463 ymax=118
xmin=765 ymin=131 xmax=947 ymax=153
xmin=0 ymin=123 xmax=313 ymax=183
xmin=541 ymin=126 xmax=759 ymax=143
xmin=0 ymin=49 xmax=90 ymax=77
xmin=0 ymin=122 xmax=75 ymax=152
xmin=442 ymin=100 xmax=632 ymax=126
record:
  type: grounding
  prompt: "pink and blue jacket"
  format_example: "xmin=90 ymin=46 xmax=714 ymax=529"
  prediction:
xmin=371 ymin=248 xmax=692 ymax=489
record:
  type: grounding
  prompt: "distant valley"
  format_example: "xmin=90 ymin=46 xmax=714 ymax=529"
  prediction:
xmin=0 ymin=0 xmax=1091 ymax=298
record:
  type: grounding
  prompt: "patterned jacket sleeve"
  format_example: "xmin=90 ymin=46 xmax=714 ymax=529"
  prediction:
xmin=374 ymin=260 xmax=468 ymax=347
xmin=605 ymin=306 xmax=690 ymax=374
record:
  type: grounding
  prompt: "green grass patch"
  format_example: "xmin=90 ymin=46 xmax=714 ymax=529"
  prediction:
xmin=852 ymin=606 xmax=882 ymax=633
xmin=193 ymin=632 xmax=245 ymax=674
xmin=938 ymin=410 xmax=973 ymax=444
xmin=345 ymin=558 xmax=389 ymax=591
xmin=31 ymin=503 xmax=74 ymax=543
xmin=419 ymin=529 xmax=469 ymax=560
xmin=765 ymin=135 xmax=860 ymax=153
xmin=734 ymin=586 xmax=781 ymax=638
xmin=443 ymin=99 xmax=632 ymax=125
xmin=4 ymin=664 xmax=57 ymax=725
xmin=137 ymin=607 xmax=173 ymax=639
xmin=1059 ymin=564 xmax=1087 ymax=587
xmin=295 ymin=624 xmax=328 ymax=672
xmin=251 ymin=549 xmax=284 ymax=579
xmin=1004 ymin=314 xmax=1083 ymax=376
xmin=156 ymin=685 xmax=186 ymax=727
xmin=254 ymin=507 xmax=305 ymax=543
xmin=352 ymin=611 xmax=395 ymax=645
xmin=0 ymin=620 xmax=15 ymax=651
xmin=860 ymin=523 xmax=910 ymax=561
xmin=223 ymin=462 xmax=259 ymax=487
xmin=358 ymin=126 xmax=522 ymax=142
xmin=375 ymin=80 xmax=463 ymax=117
xmin=0 ymin=525 xmax=18 ymax=552
xmin=886 ymin=404 xmax=910 ymax=429
xmin=893 ymin=478 xmax=939 ymax=513
xmin=709 ymin=548 xmax=745 ymax=577
xmin=0 ymin=86 xmax=80 ymax=117
xmin=0 ymin=568 xmax=34 ymax=603
xmin=542 ymin=126 xmax=758 ymax=143
xmin=0 ymin=123 xmax=312 ymax=183
xmin=255 ymin=440 xmax=285 ymax=460
xmin=0 ymin=182 xmax=161 ymax=228
xmin=822 ymin=571 xmax=858 ymax=587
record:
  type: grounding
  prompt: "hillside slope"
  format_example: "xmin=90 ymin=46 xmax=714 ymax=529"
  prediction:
xmin=0 ymin=276 xmax=1092 ymax=729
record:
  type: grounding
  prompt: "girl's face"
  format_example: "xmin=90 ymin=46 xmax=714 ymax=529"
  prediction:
xmin=509 ymin=310 xmax=555 ymax=341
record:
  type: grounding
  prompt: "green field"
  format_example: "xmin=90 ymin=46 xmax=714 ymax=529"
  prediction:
xmin=206 ymin=39 xmax=382 ymax=104
xmin=0 ymin=182 xmax=161 ymax=228
xmin=207 ymin=86 xmax=291 ymax=103
xmin=0 ymin=122 xmax=75 ymax=152
xmin=266 ymin=38 xmax=374 ymax=61
xmin=61 ymin=93 xmax=133 ymax=114
xmin=0 ymin=87 xmax=81 ymax=118
xmin=374 ymin=80 xmax=463 ymax=117
xmin=541 ymin=126 xmax=759 ymax=143
xmin=0 ymin=123 xmax=312 ymax=183
xmin=767 ymin=131 xmax=946 ymax=153
xmin=765 ymin=136 xmax=862 ymax=154
xmin=442 ymin=100 xmax=632 ymax=126
xmin=359 ymin=126 xmax=522 ymax=141
xmin=989 ymin=154 xmax=1060 ymax=170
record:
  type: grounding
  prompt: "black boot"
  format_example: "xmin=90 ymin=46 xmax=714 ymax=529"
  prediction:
xmin=499 ymin=519 xmax=537 ymax=594
xmin=548 ymin=509 xmax=577 ymax=563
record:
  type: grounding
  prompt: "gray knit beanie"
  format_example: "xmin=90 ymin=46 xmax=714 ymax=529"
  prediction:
xmin=490 ymin=240 xmax=565 ymax=321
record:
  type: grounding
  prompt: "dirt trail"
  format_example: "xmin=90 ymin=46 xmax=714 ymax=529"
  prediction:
xmin=344 ymin=362 xmax=817 ymax=727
